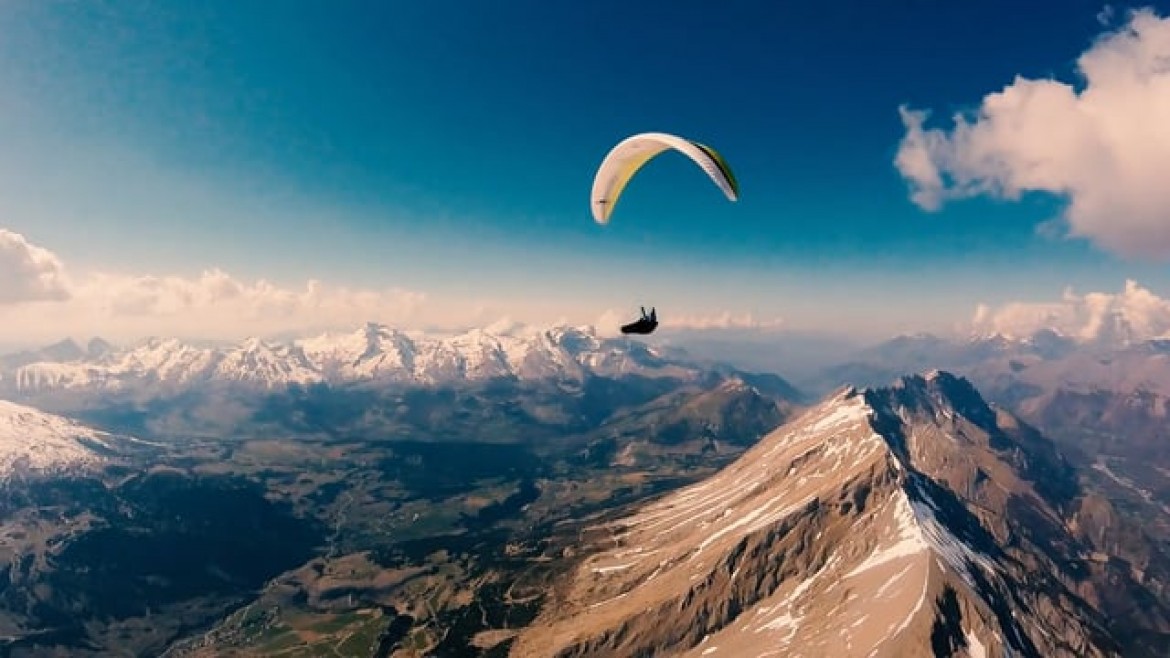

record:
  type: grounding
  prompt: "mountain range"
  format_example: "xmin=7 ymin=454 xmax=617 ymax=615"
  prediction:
xmin=1 ymin=323 xmax=740 ymax=397
xmin=4 ymin=322 xmax=1170 ymax=656
xmin=0 ymin=323 xmax=803 ymax=457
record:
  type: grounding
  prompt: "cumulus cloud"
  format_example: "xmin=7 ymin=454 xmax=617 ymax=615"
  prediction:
xmin=78 ymin=269 xmax=423 ymax=324
xmin=895 ymin=8 xmax=1170 ymax=258
xmin=0 ymin=229 xmax=70 ymax=303
xmin=0 ymin=228 xmax=427 ymax=344
xmin=970 ymin=279 xmax=1170 ymax=344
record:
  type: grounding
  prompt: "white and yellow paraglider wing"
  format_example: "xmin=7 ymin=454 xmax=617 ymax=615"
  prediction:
xmin=590 ymin=132 xmax=739 ymax=225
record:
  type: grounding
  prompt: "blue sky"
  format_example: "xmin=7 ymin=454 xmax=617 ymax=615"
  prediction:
xmin=2 ymin=0 xmax=1170 ymax=345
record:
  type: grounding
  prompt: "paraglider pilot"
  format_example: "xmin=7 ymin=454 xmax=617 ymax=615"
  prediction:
xmin=621 ymin=306 xmax=658 ymax=335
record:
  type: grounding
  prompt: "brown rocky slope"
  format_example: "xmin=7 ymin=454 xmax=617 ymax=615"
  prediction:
xmin=507 ymin=371 xmax=1170 ymax=657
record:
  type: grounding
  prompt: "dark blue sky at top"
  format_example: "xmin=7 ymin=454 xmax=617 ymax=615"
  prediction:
xmin=1 ymin=0 xmax=1166 ymax=329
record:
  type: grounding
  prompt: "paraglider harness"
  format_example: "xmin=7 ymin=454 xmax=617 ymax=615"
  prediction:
xmin=621 ymin=307 xmax=658 ymax=335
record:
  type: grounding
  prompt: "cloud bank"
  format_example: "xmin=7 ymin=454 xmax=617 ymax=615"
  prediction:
xmin=0 ymin=229 xmax=71 ymax=303
xmin=971 ymin=279 xmax=1170 ymax=344
xmin=895 ymin=8 xmax=1170 ymax=258
xmin=0 ymin=229 xmax=426 ymax=345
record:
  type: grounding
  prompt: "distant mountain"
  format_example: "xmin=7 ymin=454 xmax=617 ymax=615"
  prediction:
xmin=2 ymin=323 xmax=742 ymax=397
xmin=810 ymin=329 xmax=1077 ymax=394
xmin=572 ymin=376 xmax=797 ymax=470
xmin=660 ymin=328 xmax=863 ymax=389
xmin=510 ymin=372 xmax=1170 ymax=657
xmin=0 ymin=338 xmax=87 ymax=371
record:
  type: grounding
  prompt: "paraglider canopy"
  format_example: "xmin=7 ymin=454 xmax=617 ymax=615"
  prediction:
xmin=590 ymin=132 xmax=739 ymax=225
xmin=591 ymin=132 xmax=738 ymax=337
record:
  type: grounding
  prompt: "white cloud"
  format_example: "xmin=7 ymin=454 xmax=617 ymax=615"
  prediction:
xmin=1098 ymin=4 xmax=1117 ymax=26
xmin=970 ymin=279 xmax=1170 ymax=344
xmin=0 ymin=228 xmax=427 ymax=344
xmin=895 ymin=8 xmax=1170 ymax=258
xmin=593 ymin=307 xmax=785 ymax=335
xmin=0 ymin=229 xmax=70 ymax=303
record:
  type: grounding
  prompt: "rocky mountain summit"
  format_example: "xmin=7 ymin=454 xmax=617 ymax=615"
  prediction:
xmin=509 ymin=371 xmax=1170 ymax=658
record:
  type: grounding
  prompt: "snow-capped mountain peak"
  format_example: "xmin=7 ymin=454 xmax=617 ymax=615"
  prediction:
xmin=213 ymin=337 xmax=321 ymax=387
xmin=0 ymin=400 xmax=114 ymax=476
xmin=512 ymin=373 xmax=1123 ymax=657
